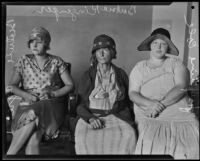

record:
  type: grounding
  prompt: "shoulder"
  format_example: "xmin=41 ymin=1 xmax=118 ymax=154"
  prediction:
xmin=21 ymin=54 xmax=33 ymax=59
xmin=130 ymin=60 xmax=146 ymax=74
xmin=166 ymin=57 xmax=186 ymax=70
xmin=48 ymin=53 xmax=64 ymax=62
xmin=167 ymin=56 xmax=182 ymax=63
xmin=84 ymin=65 xmax=97 ymax=79
xmin=135 ymin=60 xmax=146 ymax=69
xmin=48 ymin=54 xmax=69 ymax=67
xmin=78 ymin=67 xmax=94 ymax=92
xmin=166 ymin=57 xmax=189 ymax=76
xmin=114 ymin=64 xmax=126 ymax=74
xmin=112 ymin=64 xmax=128 ymax=78
xmin=16 ymin=54 xmax=32 ymax=63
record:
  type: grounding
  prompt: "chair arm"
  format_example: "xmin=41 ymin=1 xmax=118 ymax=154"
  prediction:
xmin=188 ymin=78 xmax=199 ymax=107
xmin=67 ymin=93 xmax=78 ymax=117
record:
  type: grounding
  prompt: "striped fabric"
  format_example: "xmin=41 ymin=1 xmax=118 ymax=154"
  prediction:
xmin=75 ymin=114 xmax=136 ymax=154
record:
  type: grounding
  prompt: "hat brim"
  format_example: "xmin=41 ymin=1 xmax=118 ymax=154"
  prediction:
xmin=137 ymin=34 xmax=179 ymax=56
xmin=92 ymin=44 xmax=117 ymax=58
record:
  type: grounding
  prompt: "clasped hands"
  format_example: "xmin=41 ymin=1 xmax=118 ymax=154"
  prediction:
xmin=24 ymin=88 xmax=56 ymax=103
xmin=144 ymin=100 xmax=166 ymax=118
xmin=88 ymin=117 xmax=106 ymax=130
xmin=39 ymin=87 xmax=56 ymax=100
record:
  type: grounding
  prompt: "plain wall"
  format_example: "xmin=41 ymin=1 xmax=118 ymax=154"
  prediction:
xmin=5 ymin=3 xmax=198 ymax=90
xmin=5 ymin=5 xmax=152 ymax=90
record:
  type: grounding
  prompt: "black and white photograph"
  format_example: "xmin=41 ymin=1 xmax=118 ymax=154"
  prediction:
xmin=2 ymin=2 xmax=199 ymax=159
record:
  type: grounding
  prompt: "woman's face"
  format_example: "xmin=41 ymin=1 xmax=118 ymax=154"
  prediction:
xmin=150 ymin=38 xmax=168 ymax=59
xmin=29 ymin=37 xmax=46 ymax=55
xmin=95 ymin=48 xmax=113 ymax=64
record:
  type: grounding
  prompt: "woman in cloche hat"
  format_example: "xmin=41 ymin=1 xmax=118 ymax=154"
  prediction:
xmin=129 ymin=28 xmax=199 ymax=159
xmin=74 ymin=34 xmax=137 ymax=154
xmin=6 ymin=27 xmax=74 ymax=155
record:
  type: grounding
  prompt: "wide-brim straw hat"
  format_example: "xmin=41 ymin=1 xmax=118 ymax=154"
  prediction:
xmin=137 ymin=28 xmax=179 ymax=56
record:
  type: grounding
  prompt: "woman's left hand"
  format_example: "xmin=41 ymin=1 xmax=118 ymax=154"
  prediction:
xmin=144 ymin=108 xmax=158 ymax=118
xmin=40 ymin=89 xmax=56 ymax=100
xmin=89 ymin=117 xmax=105 ymax=130
xmin=144 ymin=100 xmax=165 ymax=118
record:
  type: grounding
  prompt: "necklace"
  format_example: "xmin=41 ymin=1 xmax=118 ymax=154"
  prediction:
xmin=146 ymin=59 xmax=166 ymax=69
xmin=97 ymin=66 xmax=112 ymax=98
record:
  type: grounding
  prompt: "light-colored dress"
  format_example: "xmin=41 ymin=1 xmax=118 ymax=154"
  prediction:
xmin=75 ymin=66 xmax=136 ymax=154
xmin=129 ymin=57 xmax=199 ymax=159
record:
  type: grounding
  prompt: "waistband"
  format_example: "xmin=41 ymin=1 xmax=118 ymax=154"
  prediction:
xmin=89 ymin=108 xmax=112 ymax=117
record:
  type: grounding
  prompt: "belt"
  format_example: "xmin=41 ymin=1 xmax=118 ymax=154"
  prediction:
xmin=89 ymin=109 xmax=111 ymax=117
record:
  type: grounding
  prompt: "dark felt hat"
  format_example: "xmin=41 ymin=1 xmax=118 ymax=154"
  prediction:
xmin=92 ymin=34 xmax=117 ymax=58
xmin=137 ymin=28 xmax=179 ymax=56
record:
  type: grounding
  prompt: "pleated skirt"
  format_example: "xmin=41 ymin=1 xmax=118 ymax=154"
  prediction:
xmin=135 ymin=118 xmax=199 ymax=159
xmin=75 ymin=114 xmax=137 ymax=154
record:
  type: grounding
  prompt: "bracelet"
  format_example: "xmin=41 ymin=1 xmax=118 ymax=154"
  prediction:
xmin=6 ymin=86 xmax=13 ymax=93
xmin=159 ymin=101 xmax=166 ymax=109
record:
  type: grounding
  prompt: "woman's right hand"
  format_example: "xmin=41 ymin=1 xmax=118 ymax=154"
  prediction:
xmin=23 ymin=93 xmax=39 ymax=103
xmin=89 ymin=117 xmax=105 ymax=130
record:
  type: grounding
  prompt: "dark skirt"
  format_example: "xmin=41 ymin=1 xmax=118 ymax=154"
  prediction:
xmin=11 ymin=96 xmax=67 ymax=139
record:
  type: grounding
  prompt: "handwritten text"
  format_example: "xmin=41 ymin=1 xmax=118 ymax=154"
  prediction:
xmin=184 ymin=14 xmax=197 ymax=48
xmin=184 ymin=14 xmax=198 ymax=83
xmin=6 ymin=19 xmax=16 ymax=63
xmin=34 ymin=5 xmax=137 ymax=22
xmin=189 ymin=56 xmax=198 ymax=83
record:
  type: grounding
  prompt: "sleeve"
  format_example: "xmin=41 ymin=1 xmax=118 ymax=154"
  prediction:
xmin=172 ymin=58 xmax=190 ymax=84
xmin=173 ymin=58 xmax=185 ymax=69
xmin=76 ymin=71 xmax=96 ymax=123
xmin=13 ymin=56 xmax=23 ymax=75
xmin=129 ymin=63 xmax=143 ymax=93
xmin=172 ymin=58 xmax=190 ymax=74
xmin=121 ymin=69 xmax=129 ymax=88
xmin=57 ymin=57 xmax=68 ymax=75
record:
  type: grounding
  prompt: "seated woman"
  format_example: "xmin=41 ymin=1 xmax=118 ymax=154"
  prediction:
xmin=129 ymin=28 xmax=199 ymax=159
xmin=74 ymin=34 xmax=137 ymax=154
xmin=6 ymin=26 xmax=74 ymax=155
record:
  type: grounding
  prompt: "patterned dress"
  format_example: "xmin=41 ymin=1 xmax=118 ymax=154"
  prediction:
xmin=129 ymin=57 xmax=199 ymax=159
xmin=11 ymin=53 xmax=68 ymax=139
xmin=75 ymin=66 xmax=136 ymax=154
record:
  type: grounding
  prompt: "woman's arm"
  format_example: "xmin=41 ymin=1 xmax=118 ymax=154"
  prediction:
xmin=128 ymin=64 xmax=164 ymax=117
xmin=77 ymin=103 xmax=98 ymax=122
xmin=129 ymin=91 xmax=165 ymax=112
xmin=9 ymin=71 xmax=38 ymax=102
xmin=160 ymin=63 xmax=190 ymax=107
xmin=76 ymin=69 xmax=100 ymax=124
xmin=52 ymin=69 xmax=74 ymax=98
xmin=129 ymin=91 xmax=152 ymax=110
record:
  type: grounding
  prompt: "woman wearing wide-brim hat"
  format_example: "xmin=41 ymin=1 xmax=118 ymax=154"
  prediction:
xmin=74 ymin=34 xmax=137 ymax=154
xmin=129 ymin=28 xmax=199 ymax=159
